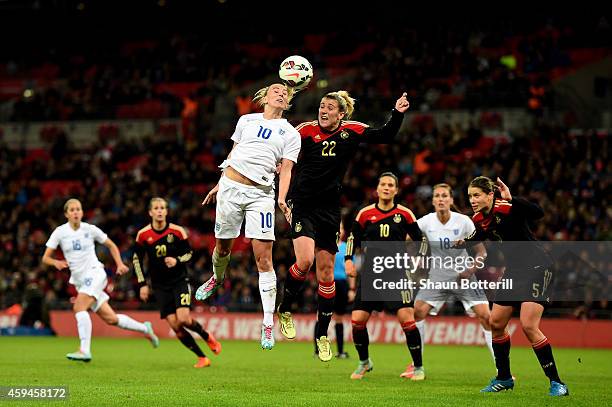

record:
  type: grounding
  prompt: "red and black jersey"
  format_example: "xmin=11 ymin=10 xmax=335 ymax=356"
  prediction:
xmin=132 ymin=223 xmax=193 ymax=288
xmin=467 ymin=197 xmax=551 ymax=267
xmin=345 ymin=203 xmax=423 ymax=259
xmin=469 ymin=197 xmax=542 ymax=242
xmin=288 ymin=109 xmax=404 ymax=206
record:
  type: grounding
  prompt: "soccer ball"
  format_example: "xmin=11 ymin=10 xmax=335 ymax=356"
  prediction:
xmin=279 ymin=55 xmax=313 ymax=90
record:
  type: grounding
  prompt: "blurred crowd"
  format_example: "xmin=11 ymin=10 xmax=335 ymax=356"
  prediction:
xmin=0 ymin=116 xmax=609 ymax=322
xmin=1 ymin=14 xmax=610 ymax=122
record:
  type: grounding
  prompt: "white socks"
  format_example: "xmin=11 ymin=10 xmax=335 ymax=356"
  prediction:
xmin=258 ymin=270 xmax=277 ymax=326
xmin=481 ymin=325 xmax=495 ymax=362
xmin=117 ymin=314 xmax=148 ymax=334
xmin=212 ymin=248 xmax=231 ymax=281
xmin=75 ymin=311 xmax=92 ymax=354
xmin=416 ymin=319 xmax=425 ymax=351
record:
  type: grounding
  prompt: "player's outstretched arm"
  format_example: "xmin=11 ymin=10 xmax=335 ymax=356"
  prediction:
xmin=363 ymin=92 xmax=409 ymax=142
xmin=394 ymin=92 xmax=410 ymax=113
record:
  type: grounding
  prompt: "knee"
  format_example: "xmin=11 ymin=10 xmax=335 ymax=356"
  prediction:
xmin=520 ymin=320 xmax=540 ymax=339
xmin=73 ymin=305 xmax=86 ymax=313
xmin=177 ymin=315 xmax=191 ymax=327
xmin=318 ymin=274 xmax=334 ymax=284
xmin=216 ymin=246 xmax=231 ymax=258
xmin=489 ymin=316 xmax=507 ymax=332
xmin=255 ymin=255 xmax=273 ymax=272
xmin=477 ymin=313 xmax=491 ymax=329
xmin=103 ymin=314 xmax=118 ymax=325
xmin=317 ymin=265 xmax=334 ymax=283
xmin=414 ymin=304 xmax=427 ymax=321
xmin=296 ymin=257 xmax=314 ymax=272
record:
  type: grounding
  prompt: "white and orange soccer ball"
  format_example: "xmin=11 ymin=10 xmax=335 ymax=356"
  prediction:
xmin=279 ymin=55 xmax=313 ymax=90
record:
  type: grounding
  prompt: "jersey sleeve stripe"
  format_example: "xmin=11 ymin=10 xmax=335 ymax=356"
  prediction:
xmin=169 ymin=224 xmax=188 ymax=239
xmin=133 ymin=252 xmax=145 ymax=283
xmin=135 ymin=225 xmax=151 ymax=243
xmin=397 ymin=205 xmax=417 ymax=222
xmin=343 ymin=120 xmax=368 ymax=127
xmin=355 ymin=204 xmax=376 ymax=223
xmin=295 ymin=121 xmax=316 ymax=131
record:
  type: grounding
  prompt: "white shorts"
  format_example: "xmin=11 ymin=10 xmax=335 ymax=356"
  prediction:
xmin=71 ymin=267 xmax=110 ymax=312
xmin=416 ymin=288 xmax=488 ymax=316
xmin=215 ymin=175 xmax=276 ymax=240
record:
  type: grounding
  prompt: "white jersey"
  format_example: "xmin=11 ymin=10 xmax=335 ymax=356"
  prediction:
xmin=417 ymin=212 xmax=475 ymax=281
xmin=46 ymin=222 xmax=108 ymax=281
xmin=220 ymin=113 xmax=301 ymax=186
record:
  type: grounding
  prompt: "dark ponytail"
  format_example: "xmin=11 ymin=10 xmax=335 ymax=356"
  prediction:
xmin=469 ymin=176 xmax=501 ymax=199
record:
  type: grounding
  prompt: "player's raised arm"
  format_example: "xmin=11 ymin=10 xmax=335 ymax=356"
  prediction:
xmin=362 ymin=92 xmax=409 ymax=143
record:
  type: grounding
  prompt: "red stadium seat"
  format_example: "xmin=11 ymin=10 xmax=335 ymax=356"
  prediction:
xmin=39 ymin=180 xmax=84 ymax=199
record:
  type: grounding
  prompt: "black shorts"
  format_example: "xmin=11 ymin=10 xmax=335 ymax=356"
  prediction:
xmin=334 ymin=279 xmax=349 ymax=315
xmin=493 ymin=265 xmax=553 ymax=306
xmin=155 ymin=280 xmax=192 ymax=319
xmin=289 ymin=201 xmax=340 ymax=253
xmin=352 ymin=284 xmax=414 ymax=314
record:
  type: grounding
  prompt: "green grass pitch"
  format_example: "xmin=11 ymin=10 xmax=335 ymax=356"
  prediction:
xmin=1 ymin=337 xmax=610 ymax=406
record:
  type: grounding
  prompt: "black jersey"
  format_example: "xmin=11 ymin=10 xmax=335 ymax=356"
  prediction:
xmin=133 ymin=223 xmax=193 ymax=288
xmin=467 ymin=197 xmax=551 ymax=268
xmin=345 ymin=203 xmax=424 ymax=260
xmin=288 ymin=109 xmax=404 ymax=206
